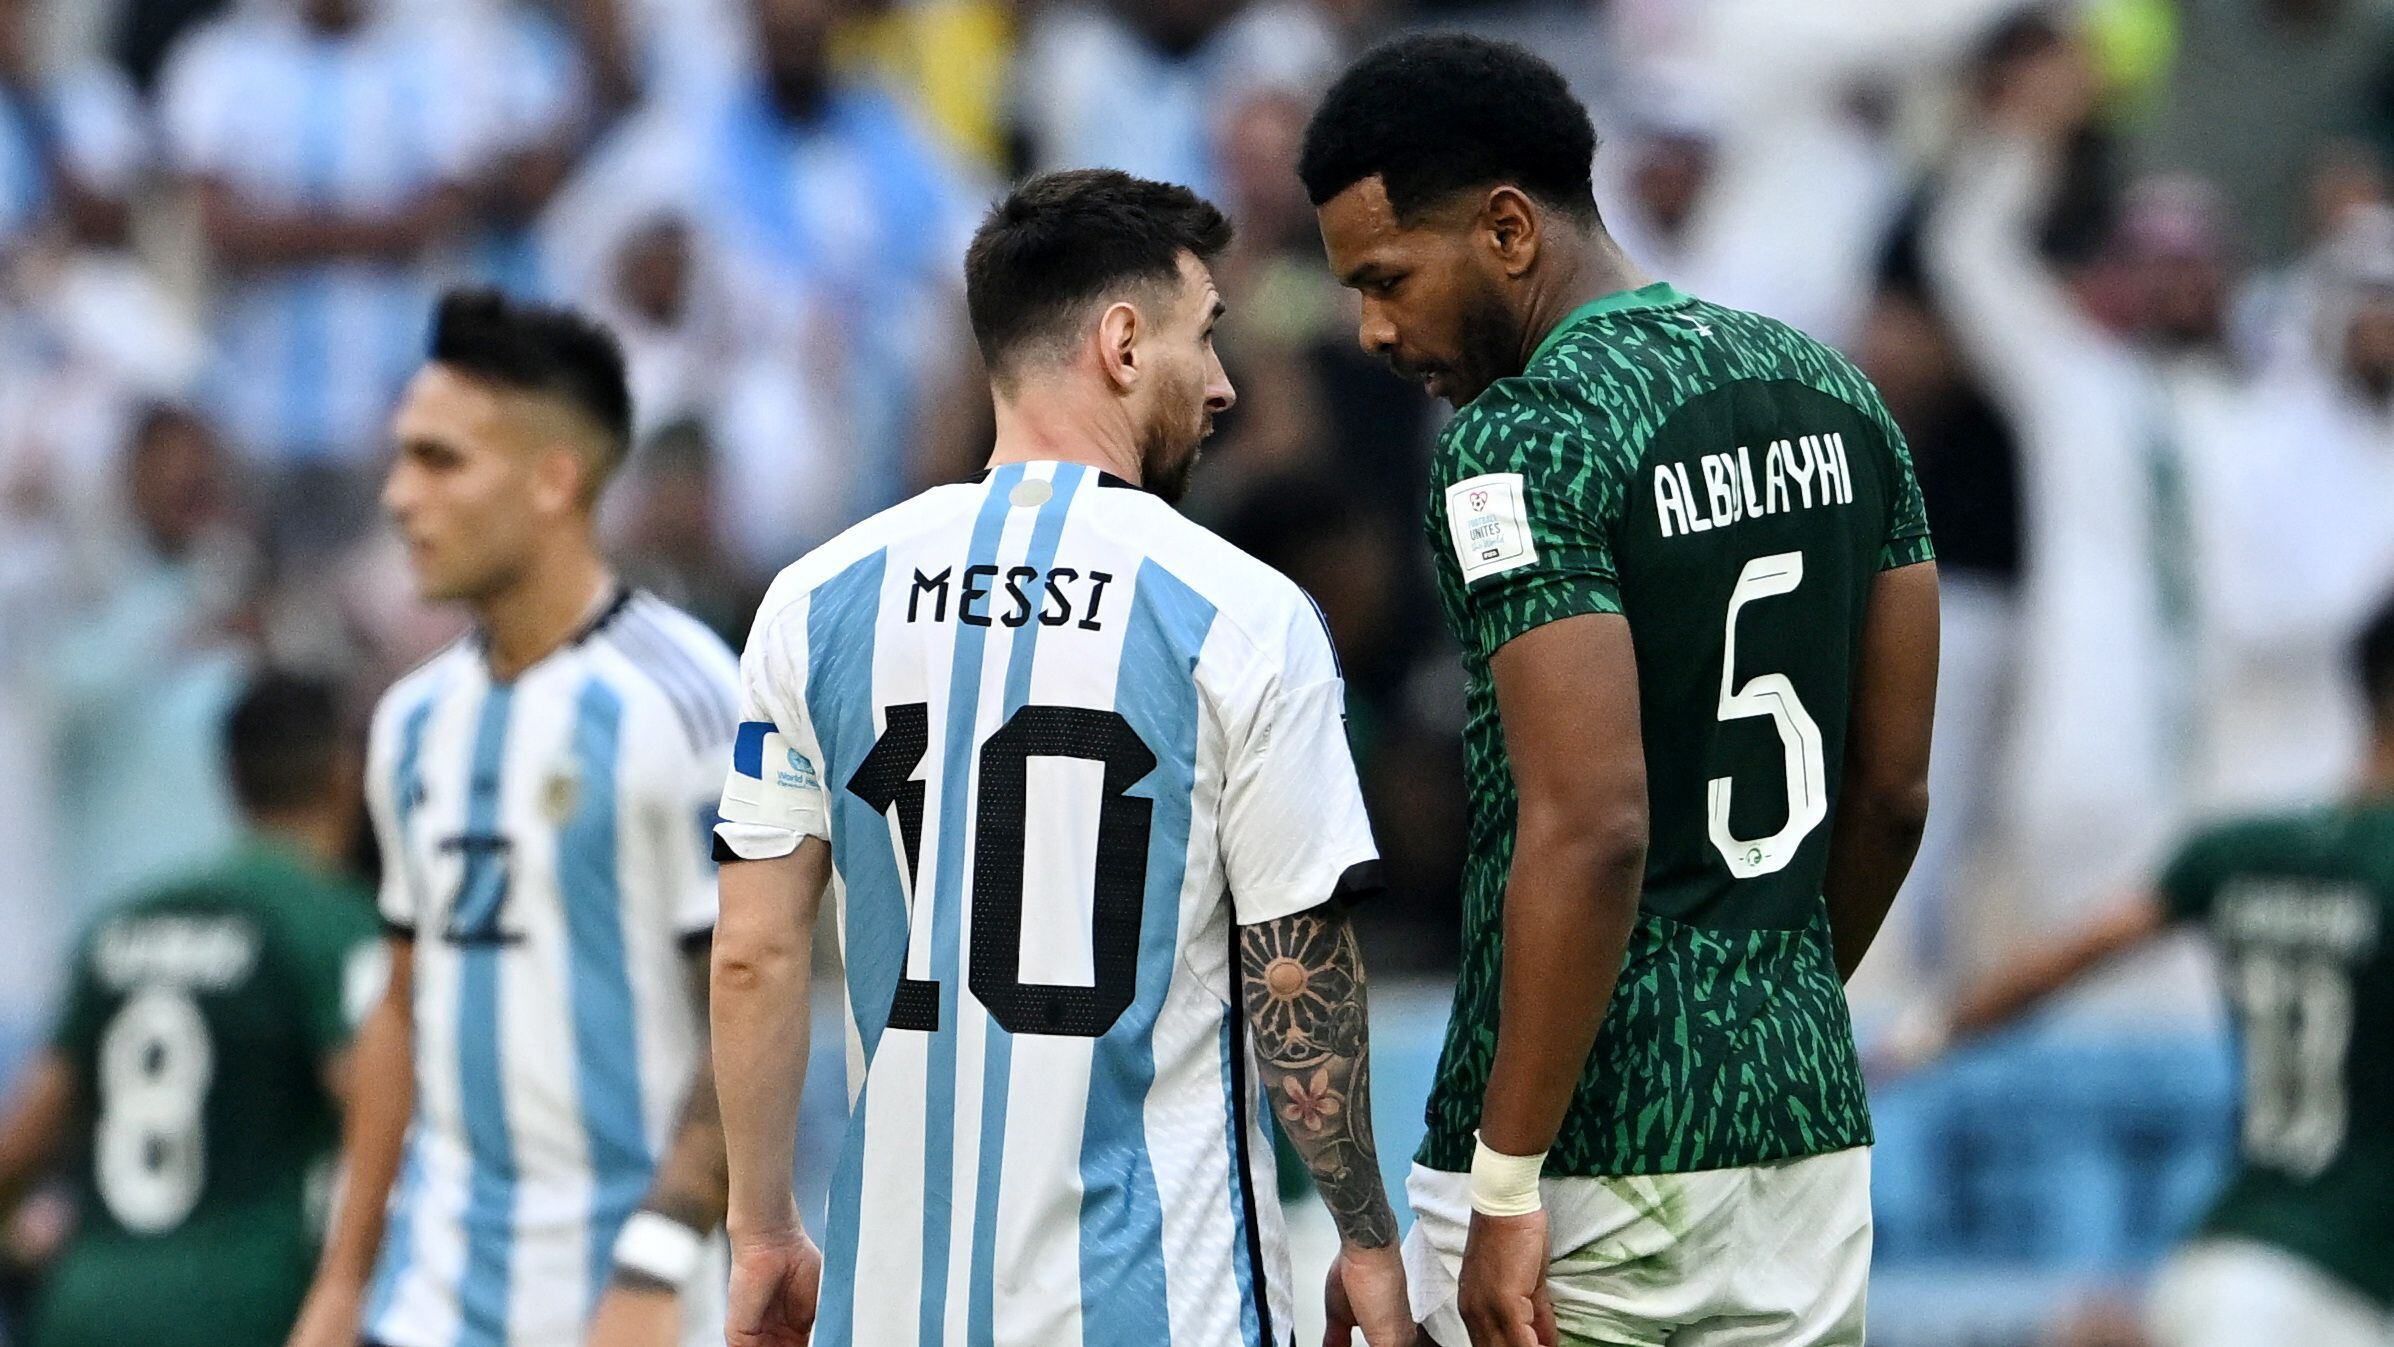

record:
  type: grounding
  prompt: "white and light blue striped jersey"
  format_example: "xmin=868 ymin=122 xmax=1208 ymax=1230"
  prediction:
xmin=363 ymin=589 xmax=734 ymax=1347
xmin=158 ymin=8 xmax=488 ymax=465
xmin=714 ymin=461 xmax=1382 ymax=1347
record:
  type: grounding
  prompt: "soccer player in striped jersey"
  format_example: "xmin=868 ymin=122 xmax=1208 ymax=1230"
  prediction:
xmin=286 ymin=291 xmax=736 ymax=1347
xmin=708 ymin=169 xmax=1412 ymax=1347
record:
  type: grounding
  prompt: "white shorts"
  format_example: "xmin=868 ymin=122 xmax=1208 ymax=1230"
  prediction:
xmin=2147 ymin=1239 xmax=2392 ymax=1347
xmin=1402 ymin=1148 xmax=1872 ymax=1347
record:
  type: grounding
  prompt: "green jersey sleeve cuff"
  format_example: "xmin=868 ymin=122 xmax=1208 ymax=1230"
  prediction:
xmin=1879 ymin=535 xmax=1936 ymax=571
xmin=1469 ymin=571 xmax=1624 ymax=661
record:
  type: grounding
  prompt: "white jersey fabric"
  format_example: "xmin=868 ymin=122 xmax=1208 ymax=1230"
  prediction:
xmin=363 ymin=590 xmax=735 ymax=1347
xmin=715 ymin=460 xmax=1380 ymax=1347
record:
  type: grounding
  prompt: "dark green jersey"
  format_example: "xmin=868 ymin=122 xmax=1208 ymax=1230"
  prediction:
xmin=35 ymin=839 xmax=381 ymax=1347
xmin=2158 ymin=803 xmax=2394 ymax=1308
xmin=1419 ymin=283 xmax=1933 ymax=1176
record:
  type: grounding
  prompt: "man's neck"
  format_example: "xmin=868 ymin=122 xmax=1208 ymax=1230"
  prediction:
xmin=1513 ymin=229 xmax=1650 ymax=374
xmin=252 ymin=811 xmax=353 ymax=873
xmin=985 ymin=386 xmax=1142 ymax=487
xmin=2358 ymin=732 xmax=2394 ymax=801
xmin=474 ymin=544 xmax=614 ymax=683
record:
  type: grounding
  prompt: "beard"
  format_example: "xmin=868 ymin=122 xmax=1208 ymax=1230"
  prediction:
xmin=1450 ymin=275 xmax=1522 ymax=404
xmin=1136 ymin=368 xmax=1209 ymax=504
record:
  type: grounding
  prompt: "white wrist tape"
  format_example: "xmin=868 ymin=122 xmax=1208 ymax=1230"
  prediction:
xmin=1468 ymin=1132 xmax=1547 ymax=1217
xmin=613 ymin=1210 xmax=705 ymax=1289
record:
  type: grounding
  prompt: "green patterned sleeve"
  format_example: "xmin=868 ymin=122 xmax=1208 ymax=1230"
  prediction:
xmin=1430 ymin=381 xmax=1627 ymax=662
xmin=1872 ymin=401 xmax=1935 ymax=571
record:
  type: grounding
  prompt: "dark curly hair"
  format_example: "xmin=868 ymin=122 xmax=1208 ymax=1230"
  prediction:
xmin=1299 ymin=33 xmax=1600 ymax=225
xmin=965 ymin=168 xmax=1233 ymax=390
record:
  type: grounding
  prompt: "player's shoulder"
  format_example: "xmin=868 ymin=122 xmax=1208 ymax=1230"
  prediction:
xmin=747 ymin=484 xmax=983 ymax=644
xmin=583 ymin=590 xmax=739 ymax=755
xmin=1101 ymin=494 xmax=1332 ymax=669
xmin=368 ymin=637 xmax=474 ymax=746
xmin=2174 ymin=806 xmax=2335 ymax=873
xmin=613 ymin=591 xmax=738 ymax=682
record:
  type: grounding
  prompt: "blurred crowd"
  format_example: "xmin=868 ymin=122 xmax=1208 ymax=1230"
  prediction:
xmin=1 ymin=0 xmax=2393 ymax=1030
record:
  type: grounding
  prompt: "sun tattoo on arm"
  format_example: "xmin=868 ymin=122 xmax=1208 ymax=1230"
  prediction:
xmin=1240 ymin=906 xmax=1396 ymax=1249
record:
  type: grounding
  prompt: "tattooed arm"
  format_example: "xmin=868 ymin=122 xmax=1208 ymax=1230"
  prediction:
xmin=1242 ymin=903 xmax=1413 ymax=1345
xmin=1241 ymin=903 xmax=1396 ymax=1247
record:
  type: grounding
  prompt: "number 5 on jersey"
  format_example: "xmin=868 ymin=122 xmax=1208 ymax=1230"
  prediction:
xmin=1708 ymin=550 xmax=1829 ymax=879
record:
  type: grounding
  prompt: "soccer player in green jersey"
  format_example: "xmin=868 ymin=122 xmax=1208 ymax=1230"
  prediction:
xmin=0 ymin=673 xmax=383 ymax=1347
xmin=1302 ymin=36 xmax=1941 ymax=1347
xmin=1902 ymin=596 xmax=2394 ymax=1346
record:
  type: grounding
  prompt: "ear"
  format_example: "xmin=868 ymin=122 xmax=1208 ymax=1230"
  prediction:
xmin=532 ymin=442 xmax=589 ymax=516
xmin=1097 ymin=299 xmax=1142 ymax=394
xmin=1482 ymin=186 xmax=1542 ymax=280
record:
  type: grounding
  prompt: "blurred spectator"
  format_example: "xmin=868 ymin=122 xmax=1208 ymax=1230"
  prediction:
xmin=837 ymin=0 xmax=1019 ymax=174
xmin=30 ymin=405 xmax=253 ymax=928
xmin=1854 ymin=242 xmax=2026 ymax=988
xmin=586 ymin=208 xmax=743 ymax=430
xmin=1016 ymin=0 xmax=1344 ymax=202
xmin=0 ymin=0 xmax=149 ymax=257
xmin=2184 ymin=206 xmax=2394 ymax=812
xmin=1923 ymin=13 xmax=2192 ymax=925
xmin=545 ymin=0 xmax=982 ymax=566
xmin=158 ymin=0 xmax=492 ymax=558
xmin=437 ymin=0 xmax=611 ymax=296
xmin=610 ymin=415 xmax=766 ymax=642
xmin=2137 ymin=0 xmax=2394 ymax=264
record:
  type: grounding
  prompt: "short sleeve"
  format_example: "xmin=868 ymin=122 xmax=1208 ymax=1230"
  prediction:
xmin=1431 ymin=383 xmax=1628 ymax=662
xmin=1215 ymin=600 xmax=1382 ymax=925
xmin=714 ymin=601 xmax=830 ymax=862
xmin=364 ymin=702 xmax=419 ymax=934
xmin=1874 ymin=403 xmax=1935 ymax=571
xmin=659 ymin=668 xmax=741 ymax=940
xmin=2156 ymin=826 xmax=2234 ymax=924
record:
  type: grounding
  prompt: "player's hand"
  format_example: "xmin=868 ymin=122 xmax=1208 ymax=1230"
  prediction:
xmin=283 ymin=1276 xmax=364 ymax=1347
xmin=726 ymin=1227 xmax=822 ymax=1347
xmin=1457 ymin=1209 xmax=1555 ymax=1347
xmin=587 ymin=1281 xmax=681 ymax=1347
xmin=1324 ymin=1240 xmax=1412 ymax=1346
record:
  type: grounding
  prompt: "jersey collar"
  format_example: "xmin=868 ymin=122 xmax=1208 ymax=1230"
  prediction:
xmin=1529 ymin=282 xmax=1692 ymax=366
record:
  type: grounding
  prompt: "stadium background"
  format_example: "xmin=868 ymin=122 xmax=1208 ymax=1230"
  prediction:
xmin=0 ymin=0 xmax=2387 ymax=1341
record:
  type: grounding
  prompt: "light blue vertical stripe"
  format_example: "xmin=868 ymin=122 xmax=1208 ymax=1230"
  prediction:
xmin=966 ymin=464 xmax=1086 ymax=1344
xmin=560 ymin=678 xmax=650 ymax=1312
xmin=364 ymin=693 xmax=439 ymax=1335
xmin=804 ymin=547 xmax=893 ymax=1347
xmin=1078 ymin=561 xmax=1215 ymax=1347
xmin=1219 ymin=1017 xmax=1263 ymax=1347
xmin=454 ymin=684 xmax=517 ymax=1347
xmin=918 ymin=465 xmax=1025 ymax=1345
xmin=287 ymin=47 xmax=341 ymax=460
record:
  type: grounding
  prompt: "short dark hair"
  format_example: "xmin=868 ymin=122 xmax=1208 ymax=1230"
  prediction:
xmin=2356 ymin=591 xmax=2394 ymax=722
xmin=224 ymin=671 xmax=346 ymax=815
xmin=1300 ymin=33 xmax=1600 ymax=224
xmin=964 ymin=169 xmax=1233 ymax=388
xmin=429 ymin=287 xmax=634 ymax=481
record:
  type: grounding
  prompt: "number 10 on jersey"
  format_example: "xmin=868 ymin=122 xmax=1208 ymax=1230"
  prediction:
xmin=849 ymin=701 xmax=1157 ymax=1041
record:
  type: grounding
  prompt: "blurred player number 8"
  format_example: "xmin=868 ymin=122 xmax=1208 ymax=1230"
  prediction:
xmin=850 ymin=701 xmax=1157 ymax=1039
